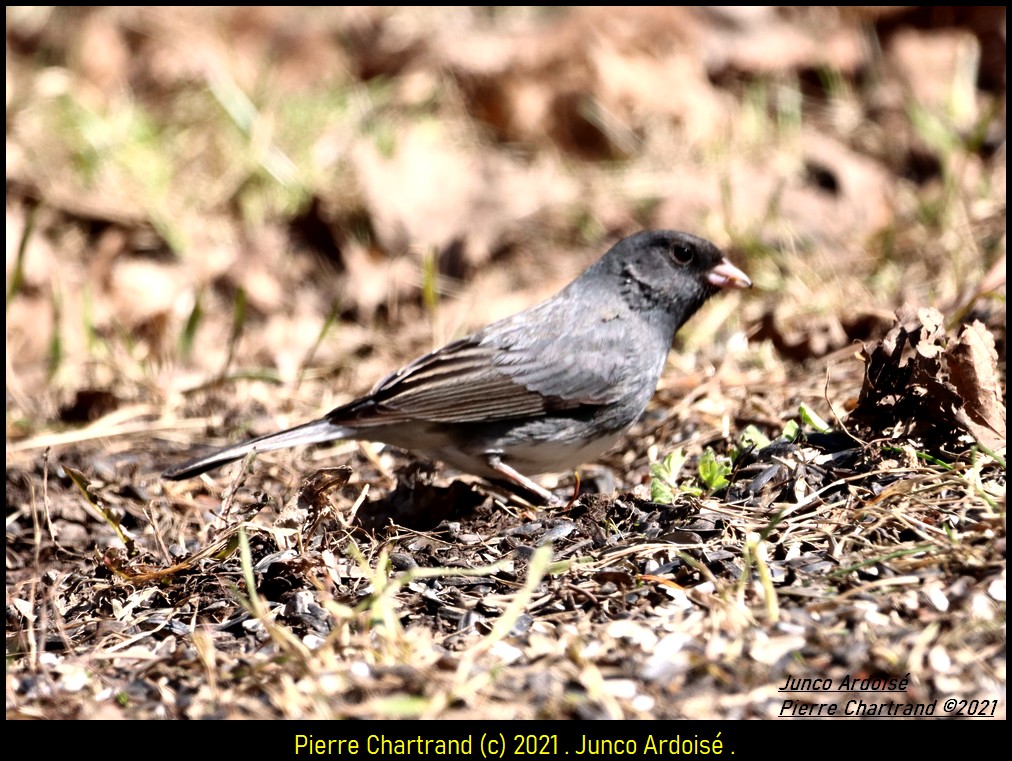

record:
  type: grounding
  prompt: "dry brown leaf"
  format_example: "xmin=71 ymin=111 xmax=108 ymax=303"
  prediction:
xmin=447 ymin=8 xmax=727 ymax=153
xmin=754 ymin=307 xmax=894 ymax=362
xmin=351 ymin=123 xmax=578 ymax=273
xmin=270 ymin=466 xmax=352 ymax=549
xmin=854 ymin=307 xmax=1007 ymax=450
xmin=946 ymin=321 xmax=1006 ymax=451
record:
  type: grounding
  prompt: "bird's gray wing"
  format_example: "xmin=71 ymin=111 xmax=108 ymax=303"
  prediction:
xmin=328 ymin=303 xmax=644 ymax=427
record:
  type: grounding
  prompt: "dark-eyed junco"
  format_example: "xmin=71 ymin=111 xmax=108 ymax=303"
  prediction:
xmin=163 ymin=230 xmax=751 ymax=503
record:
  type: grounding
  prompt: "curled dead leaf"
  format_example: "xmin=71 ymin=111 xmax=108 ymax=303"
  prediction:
xmin=946 ymin=321 xmax=1006 ymax=451
xmin=853 ymin=307 xmax=1007 ymax=451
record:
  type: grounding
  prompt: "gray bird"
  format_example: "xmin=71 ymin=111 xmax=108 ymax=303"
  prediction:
xmin=163 ymin=230 xmax=751 ymax=503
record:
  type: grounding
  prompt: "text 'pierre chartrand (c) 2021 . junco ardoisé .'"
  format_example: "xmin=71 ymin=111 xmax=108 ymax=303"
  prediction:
xmin=163 ymin=230 xmax=752 ymax=504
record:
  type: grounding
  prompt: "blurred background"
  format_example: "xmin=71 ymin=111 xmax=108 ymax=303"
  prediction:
xmin=5 ymin=5 xmax=1006 ymax=437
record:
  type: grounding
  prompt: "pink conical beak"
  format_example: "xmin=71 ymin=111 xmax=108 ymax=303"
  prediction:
xmin=707 ymin=258 xmax=752 ymax=289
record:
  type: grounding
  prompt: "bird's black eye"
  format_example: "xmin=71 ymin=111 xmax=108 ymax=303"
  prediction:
xmin=670 ymin=244 xmax=694 ymax=266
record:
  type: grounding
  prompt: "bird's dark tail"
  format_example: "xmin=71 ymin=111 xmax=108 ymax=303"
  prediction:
xmin=162 ymin=418 xmax=350 ymax=480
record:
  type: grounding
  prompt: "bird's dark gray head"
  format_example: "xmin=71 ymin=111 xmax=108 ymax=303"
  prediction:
xmin=583 ymin=230 xmax=751 ymax=325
